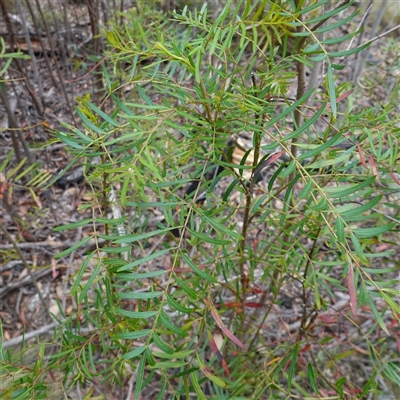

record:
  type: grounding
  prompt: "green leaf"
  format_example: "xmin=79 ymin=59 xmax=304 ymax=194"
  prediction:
xmin=284 ymin=174 xmax=300 ymax=205
xmin=75 ymin=108 xmax=105 ymax=134
xmin=114 ymin=229 xmax=173 ymax=244
xmin=353 ymin=223 xmax=395 ymax=239
xmin=325 ymin=31 xmax=360 ymax=46
xmin=315 ymin=11 xmax=358 ymax=34
xmin=367 ymin=296 xmax=389 ymax=336
xmin=217 ymin=160 xmax=254 ymax=171
xmin=209 ymin=27 xmax=221 ymax=56
xmin=116 ymin=309 xmax=157 ymax=319
xmin=0 ymin=56 xmax=13 ymax=76
xmin=350 ymin=232 xmax=367 ymax=263
xmin=54 ymin=236 xmax=92 ymax=259
xmin=117 ymin=270 xmax=167 ymax=280
xmin=308 ymin=53 xmax=327 ymax=62
xmin=264 ymin=88 xmax=315 ymax=131
xmin=111 ymin=93 xmax=136 ymax=116
xmin=53 ymin=218 xmax=93 ymax=232
xmin=79 ymin=262 xmax=101 ymax=303
xmin=310 ymin=197 xmax=328 ymax=211
xmin=194 ymin=48 xmax=202 ymax=84
xmin=298 ymin=131 xmax=343 ymax=160
xmin=57 ymin=131 xmax=85 ymax=149
xmin=86 ymin=101 xmax=120 ymax=127
xmin=188 ymin=229 xmax=231 ymax=245
xmin=59 ymin=122 xmax=94 ymax=143
xmin=335 ymin=376 xmax=347 ymax=396
xmin=196 ymin=352 xmax=227 ymax=388
xmin=305 ymin=0 xmax=349 ymax=23
xmin=307 ymin=363 xmax=319 ymax=394
xmin=166 ymin=294 xmax=195 ymax=314
xmin=152 ymin=332 xmax=175 ymax=354
xmin=102 ymin=246 xmax=131 ymax=254
xmin=137 ymin=21 xmax=151 ymax=50
xmin=45 ymin=156 xmax=81 ymax=189
xmin=126 ymin=201 xmax=185 ymax=207
xmin=152 ymin=350 xmax=194 ymax=359
xmin=306 ymin=151 xmax=350 ymax=169
xmin=134 ymin=353 xmax=146 ymax=400
xmin=115 ymin=330 xmax=151 ymax=340
xmin=268 ymin=163 xmax=285 ymax=192
xmin=170 ymin=368 xmax=199 ymax=381
xmin=117 ymin=249 xmax=170 ymax=272
xmin=102 ymin=62 xmax=111 ymax=91
xmin=341 ymin=195 xmax=382 ymax=219
xmin=136 ymin=85 xmax=154 ymax=106
xmin=202 ymin=214 xmax=243 ymax=240
xmin=322 ymin=176 xmax=376 ymax=198
xmin=159 ymin=310 xmax=188 ymax=337
xmin=0 ymin=148 xmax=13 ymax=174
xmin=190 ymin=372 xmax=207 ymax=400
xmin=149 ymin=361 xmax=188 ymax=369
xmin=380 ymin=291 xmax=400 ymax=313
xmin=297 ymin=0 xmax=328 ymax=15
xmin=329 ymin=41 xmax=370 ymax=58
xmin=288 ymin=343 xmax=300 ymax=391
xmin=174 ymin=276 xmax=198 ymax=300
xmin=122 ymin=345 xmax=146 ymax=360
xmin=181 ymin=253 xmax=218 ymax=283
xmin=12 ymin=160 xmax=37 ymax=182
xmin=327 ymin=65 xmax=336 ymax=119
xmin=280 ymin=160 xmax=296 ymax=178
xmin=360 ymin=371 xmax=377 ymax=398
xmin=118 ymin=291 xmax=163 ymax=300
xmin=298 ymin=179 xmax=313 ymax=199
xmin=302 ymin=42 xmax=320 ymax=54
xmin=219 ymin=23 xmax=236 ymax=54
xmin=222 ymin=178 xmax=241 ymax=201
xmin=334 ymin=217 xmax=345 ymax=244
xmin=156 ymin=380 xmax=167 ymax=400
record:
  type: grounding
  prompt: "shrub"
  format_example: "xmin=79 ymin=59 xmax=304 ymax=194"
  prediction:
xmin=2 ymin=1 xmax=399 ymax=398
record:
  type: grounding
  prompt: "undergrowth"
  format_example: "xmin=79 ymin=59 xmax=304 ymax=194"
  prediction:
xmin=1 ymin=1 xmax=399 ymax=399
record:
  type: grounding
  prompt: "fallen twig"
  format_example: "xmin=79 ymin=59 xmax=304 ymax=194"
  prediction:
xmin=0 ymin=268 xmax=53 ymax=298
xmin=0 ymin=240 xmax=72 ymax=250
xmin=1 ymin=322 xmax=57 ymax=349
xmin=1 ymin=322 xmax=93 ymax=349
xmin=0 ymin=222 xmax=49 ymax=315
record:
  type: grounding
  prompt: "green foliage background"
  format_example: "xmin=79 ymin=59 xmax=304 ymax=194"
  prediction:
xmin=1 ymin=1 xmax=399 ymax=399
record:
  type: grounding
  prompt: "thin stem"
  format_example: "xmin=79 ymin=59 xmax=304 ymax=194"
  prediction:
xmin=290 ymin=0 xmax=351 ymax=180
xmin=238 ymin=76 xmax=264 ymax=317
xmin=238 ymin=188 xmax=252 ymax=309
xmin=300 ymin=227 xmax=321 ymax=331
xmin=288 ymin=1 xmax=305 ymax=184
